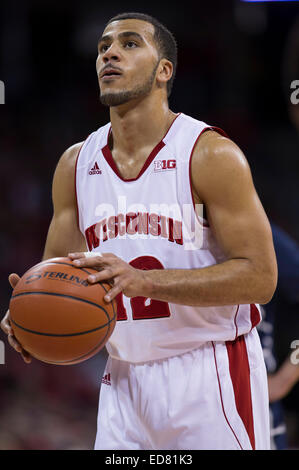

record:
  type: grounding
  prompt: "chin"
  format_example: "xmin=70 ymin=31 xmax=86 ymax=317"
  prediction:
xmin=100 ymin=90 xmax=136 ymax=107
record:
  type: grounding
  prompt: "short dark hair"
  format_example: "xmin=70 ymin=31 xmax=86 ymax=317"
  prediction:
xmin=106 ymin=12 xmax=178 ymax=97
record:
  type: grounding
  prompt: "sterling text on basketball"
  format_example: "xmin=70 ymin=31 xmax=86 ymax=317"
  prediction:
xmin=25 ymin=271 xmax=89 ymax=287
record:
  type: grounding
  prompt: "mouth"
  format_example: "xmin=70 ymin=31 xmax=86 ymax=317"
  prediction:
xmin=100 ymin=68 xmax=122 ymax=81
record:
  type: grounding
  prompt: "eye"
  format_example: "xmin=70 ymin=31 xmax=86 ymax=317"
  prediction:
xmin=124 ymin=41 xmax=137 ymax=49
xmin=99 ymin=44 xmax=110 ymax=53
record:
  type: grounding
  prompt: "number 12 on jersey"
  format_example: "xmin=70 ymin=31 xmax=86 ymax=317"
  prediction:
xmin=115 ymin=255 xmax=171 ymax=321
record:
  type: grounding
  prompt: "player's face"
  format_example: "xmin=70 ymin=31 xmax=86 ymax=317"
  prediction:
xmin=96 ymin=19 xmax=161 ymax=107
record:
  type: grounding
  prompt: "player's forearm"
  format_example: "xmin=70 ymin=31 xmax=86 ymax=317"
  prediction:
xmin=142 ymin=258 xmax=276 ymax=307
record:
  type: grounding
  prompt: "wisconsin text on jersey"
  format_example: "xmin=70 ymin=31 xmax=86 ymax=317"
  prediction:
xmin=85 ymin=212 xmax=184 ymax=250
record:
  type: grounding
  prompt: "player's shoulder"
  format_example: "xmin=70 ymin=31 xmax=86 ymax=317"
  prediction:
xmin=60 ymin=141 xmax=84 ymax=167
xmin=192 ymin=129 xmax=250 ymax=177
xmin=54 ymin=122 xmax=110 ymax=178
xmin=52 ymin=141 xmax=85 ymax=189
xmin=190 ymin=126 xmax=254 ymax=201
xmin=178 ymin=113 xmax=243 ymax=166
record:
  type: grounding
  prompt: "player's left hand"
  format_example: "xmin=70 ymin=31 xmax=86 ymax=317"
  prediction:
xmin=68 ymin=252 xmax=149 ymax=302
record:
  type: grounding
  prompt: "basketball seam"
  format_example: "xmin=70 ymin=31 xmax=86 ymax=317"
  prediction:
xmin=41 ymin=323 xmax=113 ymax=364
xmin=10 ymin=316 xmax=112 ymax=337
xmin=10 ymin=291 xmax=116 ymax=336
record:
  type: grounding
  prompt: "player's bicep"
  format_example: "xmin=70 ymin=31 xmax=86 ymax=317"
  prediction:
xmin=206 ymin=169 xmax=271 ymax=262
xmin=207 ymin=192 xmax=276 ymax=280
xmin=194 ymin=137 xmax=277 ymax=275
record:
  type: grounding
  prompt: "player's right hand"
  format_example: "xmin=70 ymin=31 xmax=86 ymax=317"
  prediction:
xmin=1 ymin=274 xmax=32 ymax=364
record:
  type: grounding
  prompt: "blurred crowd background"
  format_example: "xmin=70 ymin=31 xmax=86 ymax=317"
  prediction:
xmin=0 ymin=0 xmax=299 ymax=450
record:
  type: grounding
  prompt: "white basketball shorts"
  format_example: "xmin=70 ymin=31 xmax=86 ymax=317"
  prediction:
xmin=94 ymin=328 xmax=270 ymax=450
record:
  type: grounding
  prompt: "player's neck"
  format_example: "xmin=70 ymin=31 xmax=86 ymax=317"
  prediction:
xmin=108 ymin=94 xmax=176 ymax=157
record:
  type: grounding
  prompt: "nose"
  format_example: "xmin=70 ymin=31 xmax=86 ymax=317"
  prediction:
xmin=102 ymin=43 xmax=121 ymax=63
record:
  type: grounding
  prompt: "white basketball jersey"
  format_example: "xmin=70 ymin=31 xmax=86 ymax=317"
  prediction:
xmin=75 ymin=112 xmax=261 ymax=363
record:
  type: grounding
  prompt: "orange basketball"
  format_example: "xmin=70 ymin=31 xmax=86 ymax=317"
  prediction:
xmin=9 ymin=257 xmax=117 ymax=365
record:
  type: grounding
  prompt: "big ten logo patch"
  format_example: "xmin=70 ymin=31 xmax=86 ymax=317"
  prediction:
xmin=154 ymin=159 xmax=176 ymax=172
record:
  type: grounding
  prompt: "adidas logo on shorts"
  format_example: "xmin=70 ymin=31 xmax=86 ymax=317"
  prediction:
xmin=101 ymin=373 xmax=111 ymax=386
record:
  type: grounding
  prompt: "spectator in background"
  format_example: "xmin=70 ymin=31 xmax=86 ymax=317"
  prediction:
xmin=258 ymin=223 xmax=299 ymax=449
xmin=256 ymin=16 xmax=299 ymax=450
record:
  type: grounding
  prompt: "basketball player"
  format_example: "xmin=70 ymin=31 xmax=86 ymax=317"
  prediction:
xmin=1 ymin=13 xmax=278 ymax=450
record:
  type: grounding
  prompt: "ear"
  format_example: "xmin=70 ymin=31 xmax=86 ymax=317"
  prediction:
xmin=156 ymin=58 xmax=173 ymax=88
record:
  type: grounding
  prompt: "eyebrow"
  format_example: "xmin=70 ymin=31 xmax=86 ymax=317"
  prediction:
xmin=98 ymin=31 xmax=145 ymax=47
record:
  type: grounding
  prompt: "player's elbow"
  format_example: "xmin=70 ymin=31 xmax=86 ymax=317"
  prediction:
xmin=255 ymin=264 xmax=278 ymax=305
xmin=256 ymin=283 xmax=276 ymax=305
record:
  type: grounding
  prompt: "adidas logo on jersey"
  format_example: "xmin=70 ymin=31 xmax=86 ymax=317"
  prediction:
xmin=101 ymin=373 xmax=111 ymax=386
xmin=154 ymin=159 xmax=176 ymax=172
xmin=89 ymin=162 xmax=102 ymax=175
